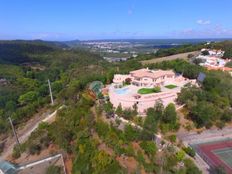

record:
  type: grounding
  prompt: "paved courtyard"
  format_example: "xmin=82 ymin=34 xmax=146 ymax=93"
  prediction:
xmin=109 ymin=77 xmax=195 ymax=114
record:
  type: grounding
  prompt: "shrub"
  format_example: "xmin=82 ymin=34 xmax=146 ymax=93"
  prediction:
xmin=12 ymin=145 xmax=21 ymax=159
xmin=29 ymin=144 xmax=41 ymax=155
xmin=168 ymin=135 xmax=176 ymax=143
xmin=139 ymin=141 xmax=157 ymax=157
xmin=183 ymin=147 xmax=196 ymax=157
xmin=176 ymin=150 xmax=185 ymax=161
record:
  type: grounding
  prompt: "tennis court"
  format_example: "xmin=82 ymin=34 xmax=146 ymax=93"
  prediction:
xmin=192 ymin=139 xmax=232 ymax=173
xmin=213 ymin=148 xmax=232 ymax=169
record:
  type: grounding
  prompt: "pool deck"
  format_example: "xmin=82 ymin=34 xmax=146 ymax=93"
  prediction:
xmin=109 ymin=78 xmax=195 ymax=114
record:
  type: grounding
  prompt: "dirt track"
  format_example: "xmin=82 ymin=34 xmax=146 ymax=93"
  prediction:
xmin=140 ymin=51 xmax=200 ymax=65
xmin=1 ymin=106 xmax=62 ymax=160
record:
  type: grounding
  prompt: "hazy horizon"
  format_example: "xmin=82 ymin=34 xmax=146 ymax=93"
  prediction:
xmin=1 ymin=38 xmax=232 ymax=43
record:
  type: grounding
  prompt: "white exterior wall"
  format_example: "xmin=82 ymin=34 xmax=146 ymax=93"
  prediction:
xmin=109 ymin=85 xmax=178 ymax=114
xmin=113 ymin=74 xmax=131 ymax=84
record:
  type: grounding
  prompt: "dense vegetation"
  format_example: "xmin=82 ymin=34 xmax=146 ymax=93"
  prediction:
xmin=2 ymin=40 xmax=232 ymax=173
xmin=209 ymin=40 xmax=232 ymax=59
xmin=0 ymin=41 xmax=102 ymax=134
xmin=146 ymin=59 xmax=232 ymax=128
xmin=178 ymin=70 xmax=232 ymax=128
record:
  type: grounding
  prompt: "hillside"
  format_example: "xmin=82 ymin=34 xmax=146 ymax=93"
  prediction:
xmin=0 ymin=40 xmax=102 ymax=134
xmin=2 ymin=40 xmax=232 ymax=174
xmin=0 ymin=40 xmax=69 ymax=64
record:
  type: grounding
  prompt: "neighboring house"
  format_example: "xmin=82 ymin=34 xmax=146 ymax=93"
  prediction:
xmin=197 ymin=55 xmax=227 ymax=67
xmin=0 ymin=154 xmax=66 ymax=174
xmin=0 ymin=78 xmax=8 ymax=85
xmin=196 ymin=49 xmax=232 ymax=71
xmin=0 ymin=160 xmax=17 ymax=174
xmin=201 ymin=48 xmax=225 ymax=57
xmin=103 ymin=57 xmax=129 ymax=62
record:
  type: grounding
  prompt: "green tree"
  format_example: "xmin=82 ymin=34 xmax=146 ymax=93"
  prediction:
xmin=191 ymin=101 xmax=218 ymax=128
xmin=18 ymin=91 xmax=38 ymax=105
xmin=5 ymin=100 xmax=17 ymax=112
xmin=176 ymin=150 xmax=185 ymax=161
xmin=96 ymin=121 xmax=110 ymax=138
xmin=183 ymin=147 xmax=195 ymax=157
xmin=201 ymin=50 xmax=209 ymax=56
xmin=144 ymin=108 xmax=158 ymax=133
xmin=184 ymin=159 xmax=202 ymax=174
xmin=115 ymin=103 xmax=123 ymax=117
xmin=103 ymin=101 xmax=113 ymax=116
xmin=124 ymin=124 xmax=140 ymax=141
xmin=139 ymin=141 xmax=157 ymax=157
xmin=91 ymin=150 xmax=113 ymax=174
xmin=162 ymin=103 xmax=177 ymax=124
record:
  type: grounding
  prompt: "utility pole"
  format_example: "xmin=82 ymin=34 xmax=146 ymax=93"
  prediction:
xmin=8 ymin=117 xmax=20 ymax=148
xmin=48 ymin=79 xmax=54 ymax=105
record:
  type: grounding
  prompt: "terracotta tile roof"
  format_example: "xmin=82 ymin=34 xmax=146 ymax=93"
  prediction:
xmin=206 ymin=66 xmax=232 ymax=71
xmin=130 ymin=68 xmax=175 ymax=79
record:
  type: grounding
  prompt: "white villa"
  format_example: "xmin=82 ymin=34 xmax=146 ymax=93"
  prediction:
xmin=196 ymin=49 xmax=232 ymax=72
xmin=109 ymin=68 xmax=195 ymax=114
xmin=201 ymin=48 xmax=225 ymax=57
xmin=113 ymin=68 xmax=175 ymax=87
xmin=197 ymin=55 xmax=227 ymax=67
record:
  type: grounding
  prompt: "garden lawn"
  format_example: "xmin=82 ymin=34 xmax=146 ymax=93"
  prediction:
xmin=165 ymin=84 xmax=177 ymax=89
xmin=138 ymin=87 xmax=161 ymax=94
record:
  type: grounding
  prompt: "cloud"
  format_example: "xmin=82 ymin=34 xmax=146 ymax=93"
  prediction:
xmin=196 ymin=19 xmax=211 ymax=25
xmin=170 ymin=25 xmax=232 ymax=38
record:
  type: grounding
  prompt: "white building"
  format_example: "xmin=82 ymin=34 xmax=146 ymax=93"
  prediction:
xmin=113 ymin=68 xmax=176 ymax=87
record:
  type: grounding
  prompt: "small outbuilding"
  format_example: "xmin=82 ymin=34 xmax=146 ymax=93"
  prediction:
xmin=88 ymin=81 xmax=104 ymax=98
xmin=0 ymin=160 xmax=17 ymax=174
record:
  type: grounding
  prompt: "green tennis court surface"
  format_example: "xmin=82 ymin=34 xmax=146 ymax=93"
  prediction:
xmin=213 ymin=148 xmax=232 ymax=168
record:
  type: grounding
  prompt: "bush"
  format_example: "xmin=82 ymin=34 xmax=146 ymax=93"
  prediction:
xmin=139 ymin=141 xmax=157 ymax=158
xmin=184 ymin=158 xmax=202 ymax=174
xmin=168 ymin=135 xmax=176 ymax=143
xmin=29 ymin=144 xmax=41 ymax=155
xmin=183 ymin=147 xmax=196 ymax=157
xmin=176 ymin=150 xmax=185 ymax=162
xmin=12 ymin=145 xmax=21 ymax=159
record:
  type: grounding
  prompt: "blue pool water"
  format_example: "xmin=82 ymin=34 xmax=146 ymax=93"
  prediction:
xmin=115 ymin=88 xmax=130 ymax=95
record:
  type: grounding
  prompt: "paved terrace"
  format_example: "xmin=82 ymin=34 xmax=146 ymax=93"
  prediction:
xmin=109 ymin=77 xmax=195 ymax=114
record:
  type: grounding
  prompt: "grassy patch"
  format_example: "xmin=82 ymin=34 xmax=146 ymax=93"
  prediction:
xmin=138 ymin=87 xmax=161 ymax=94
xmin=165 ymin=84 xmax=177 ymax=89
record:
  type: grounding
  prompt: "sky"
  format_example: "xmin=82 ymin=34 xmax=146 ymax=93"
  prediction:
xmin=0 ymin=0 xmax=232 ymax=41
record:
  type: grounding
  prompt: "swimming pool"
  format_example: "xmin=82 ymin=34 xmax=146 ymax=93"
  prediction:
xmin=114 ymin=87 xmax=130 ymax=95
